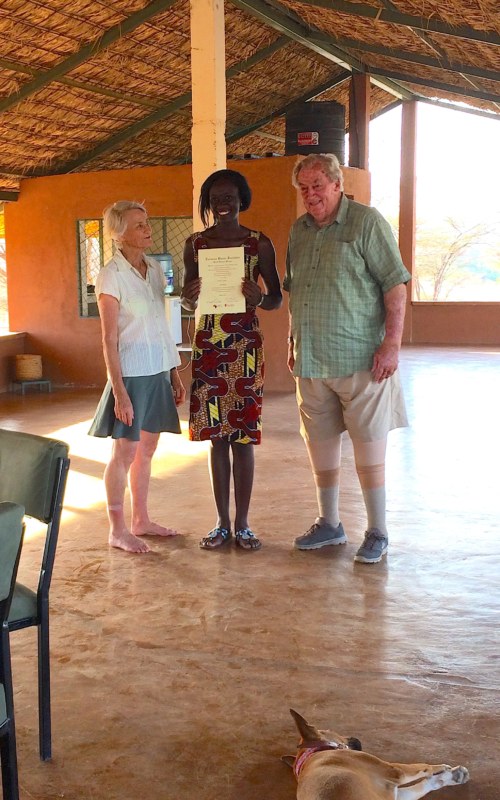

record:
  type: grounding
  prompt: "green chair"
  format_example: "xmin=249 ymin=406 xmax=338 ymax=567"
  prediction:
xmin=0 ymin=429 xmax=70 ymax=762
xmin=0 ymin=502 xmax=25 ymax=800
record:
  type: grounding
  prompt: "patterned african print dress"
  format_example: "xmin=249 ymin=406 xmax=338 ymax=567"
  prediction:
xmin=189 ymin=231 xmax=264 ymax=445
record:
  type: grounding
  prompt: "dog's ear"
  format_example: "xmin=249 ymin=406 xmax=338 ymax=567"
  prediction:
xmin=290 ymin=709 xmax=322 ymax=742
xmin=281 ymin=755 xmax=296 ymax=769
xmin=347 ymin=737 xmax=362 ymax=751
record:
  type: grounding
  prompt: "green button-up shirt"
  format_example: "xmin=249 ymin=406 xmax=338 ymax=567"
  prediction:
xmin=283 ymin=195 xmax=410 ymax=378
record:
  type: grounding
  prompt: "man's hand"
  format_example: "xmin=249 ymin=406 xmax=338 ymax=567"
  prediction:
xmin=372 ymin=340 xmax=399 ymax=383
xmin=373 ymin=283 xmax=407 ymax=383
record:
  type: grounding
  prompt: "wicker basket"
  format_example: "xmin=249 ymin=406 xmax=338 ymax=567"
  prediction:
xmin=15 ymin=354 xmax=43 ymax=381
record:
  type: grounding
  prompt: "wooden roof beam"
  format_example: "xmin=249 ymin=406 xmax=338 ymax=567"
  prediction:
xmin=415 ymin=96 xmax=500 ymax=121
xmin=311 ymin=36 xmax=500 ymax=85
xmin=295 ymin=0 xmax=500 ymax=46
xmin=357 ymin=93 xmax=500 ymax=123
xmin=346 ymin=0 xmax=499 ymax=103
xmin=0 ymin=0 xmax=179 ymax=115
xmin=0 ymin=57 xmax=160 ymax=108
xmin=172 ymin=71 xmax=352 ymax=162
xmin=226 ymin=71 xmax=352 ymax=143
xmin=0 ymin=36 xmax=289 ymax=110
xmin=8 ymin=39 xmax=290 ymax=177
xmin=0 ymin=191 xmax=18 ymax=201
xmin=370 ymin=67 xmax=500 ymax=106
xmin=229 ymin=0 xmax=415 ymax=100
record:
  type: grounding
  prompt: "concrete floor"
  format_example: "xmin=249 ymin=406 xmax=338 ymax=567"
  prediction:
xmin=0 ymin=345 xmax=499 ymax=800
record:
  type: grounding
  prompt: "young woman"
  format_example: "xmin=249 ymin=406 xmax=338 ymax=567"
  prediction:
xmin=181 ymin=170 xmax=282 ymax=550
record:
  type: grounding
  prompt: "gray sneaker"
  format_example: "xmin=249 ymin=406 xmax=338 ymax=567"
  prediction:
xmin=354 ymin=528 xmax=388 ymax=563
xmin=294 ymin=519 xmax=347 ymax=550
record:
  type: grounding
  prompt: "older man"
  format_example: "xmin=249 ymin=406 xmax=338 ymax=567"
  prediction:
xmin=284 ymin=153 xmax=410 ymax=563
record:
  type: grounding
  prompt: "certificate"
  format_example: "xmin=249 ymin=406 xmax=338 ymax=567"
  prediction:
xmin=198 ymin=247 xmax=245 ymax=314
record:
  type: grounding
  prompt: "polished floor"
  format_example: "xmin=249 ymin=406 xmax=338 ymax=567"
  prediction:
xmin=0 ymin=346 xmax=499 ymax=800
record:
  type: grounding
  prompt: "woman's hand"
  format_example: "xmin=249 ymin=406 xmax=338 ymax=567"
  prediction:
xmin=181 ymin=277 xmax=202 ymax=308
xmin=171 ymin=368 xmax=186 ymax=406
xmin=287 ymin=339 xmax=295 ymax=374
xmin=114 ymin=387 xmax=134 ymax=426
xmin=241 ymin=278 xmax=262 ymax=307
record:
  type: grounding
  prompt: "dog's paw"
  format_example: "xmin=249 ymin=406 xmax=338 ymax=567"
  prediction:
xmin=451 ymin=766 xmax=469 ymax=785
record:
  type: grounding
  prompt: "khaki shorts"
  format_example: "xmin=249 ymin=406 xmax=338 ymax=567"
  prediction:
xmin=296 ymin=370 xmax=408 ymax=443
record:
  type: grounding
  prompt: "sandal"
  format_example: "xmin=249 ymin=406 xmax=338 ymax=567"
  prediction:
xmin=235 ymin=528 xmax=262 ymax=551
xmin=199 ymin=526 xmax=232 ymax=550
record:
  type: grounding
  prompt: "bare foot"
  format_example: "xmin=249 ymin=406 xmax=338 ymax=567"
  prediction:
xmin=132 ymin=521 xmax=179 ymax=537
xmin=109 ymin=530 xmax=151 ymax=553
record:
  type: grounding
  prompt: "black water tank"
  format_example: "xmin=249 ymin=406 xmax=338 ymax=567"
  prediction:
xmin=285 ymin=101 xmax=346 ymax=163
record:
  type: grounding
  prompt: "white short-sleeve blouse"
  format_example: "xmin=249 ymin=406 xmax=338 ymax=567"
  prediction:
xmin=95 ymin=250 xmax=180 ymax=377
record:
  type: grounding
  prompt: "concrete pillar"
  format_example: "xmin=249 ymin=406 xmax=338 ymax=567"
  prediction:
xmin=348 ymin=73 xmax=370 ymax=170
xmin=190 ymin=0 xmax=227 ymax=230
xmin=399 ymin=100 xmax=417 ymax=342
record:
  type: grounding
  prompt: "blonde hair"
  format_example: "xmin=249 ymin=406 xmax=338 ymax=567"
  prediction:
xmin=103 ymin=201 xmax=147 ymax=242
xmin=292 ymin=154 xmax=344 ymax=191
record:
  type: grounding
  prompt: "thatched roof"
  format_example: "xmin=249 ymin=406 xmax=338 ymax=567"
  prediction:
xmin=0 ymin=0 xmax=498 ymax=199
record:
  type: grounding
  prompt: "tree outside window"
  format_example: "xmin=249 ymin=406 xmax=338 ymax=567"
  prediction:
xmin=370 ymin=103 xmax=500 ymax=302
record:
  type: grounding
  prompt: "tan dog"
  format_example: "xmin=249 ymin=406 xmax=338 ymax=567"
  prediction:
xmin=283 ymin=709 xmax=469 ymax=800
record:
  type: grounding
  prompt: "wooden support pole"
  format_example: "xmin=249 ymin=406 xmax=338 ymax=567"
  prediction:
xmin=348 ymin=73 xmax=370 ymax=169
xmin=399 ymin=100 xmax=417 ymax=342
xmin=190 ymin=0 xmax=227 ymax=230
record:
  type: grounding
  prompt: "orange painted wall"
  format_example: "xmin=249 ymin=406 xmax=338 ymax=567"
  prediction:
xmin=411 ymin=303 xmax=500 ymax=344
xmin=5 ymin=165 xmax=193 ymax=387
xmin=4 ymin=159 xmax=300 ymax=391
xmin=0 ymin=333 xmax=26 ymax=392
xmin=5 ymin=156 xmax=500 ymax=396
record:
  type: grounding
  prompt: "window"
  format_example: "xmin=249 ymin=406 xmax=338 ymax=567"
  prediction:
xmin=413 ymin=104 xmax=500 ymax=302
xmin=370 ymin=103 xmax=500 ymax=302
xmin=77 ymin=216 xmax=193 ymax=317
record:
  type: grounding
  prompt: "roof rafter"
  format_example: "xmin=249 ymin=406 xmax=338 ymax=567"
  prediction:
xmin=346 ymin=0 xmax=500 ymax=105
xmin=416 ymin=96 xmax=500 ymax=121
xmin=0 ymin=0 xmax=179 ymax=115
xmin=0 ymin=56 xmax=160 ymax=108
xmin=313 ymin=35 xmax=500 ymax=84
xmin=6 ymin=39 xmax=290 ymax=178
xmin=294 ymin=0 xmax=500 ymax=46
xmin=226 ymin=71 xmax=351 ymax=143
xmin=370 ymin=68 xmax=500 ymax=105
xmin=229 ymin=0 xmax=415 ymax=100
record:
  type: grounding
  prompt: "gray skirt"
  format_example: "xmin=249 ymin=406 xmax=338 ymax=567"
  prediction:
xmin=88 ymin=371 xmax=181 ymax=442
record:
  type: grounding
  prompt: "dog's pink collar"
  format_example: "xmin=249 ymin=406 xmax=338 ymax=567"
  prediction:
xmin=294 ymin=744 xmax=343 ymax=779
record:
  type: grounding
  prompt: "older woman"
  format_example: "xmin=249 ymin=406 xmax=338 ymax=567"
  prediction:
xmin=89 ymin=201 xmax=186 ymax=553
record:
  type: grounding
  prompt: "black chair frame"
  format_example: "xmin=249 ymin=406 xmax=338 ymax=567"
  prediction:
xmin=0 ymin=503 xmax=25 ymax=800
xmin=0 ymin=429 xmax=70 ymax=763
xmin=8 ymin=456 xmax=69 ymax=761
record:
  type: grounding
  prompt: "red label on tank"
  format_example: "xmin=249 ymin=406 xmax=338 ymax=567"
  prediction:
xmin=297 ymin=131 xmax=319 ymax=146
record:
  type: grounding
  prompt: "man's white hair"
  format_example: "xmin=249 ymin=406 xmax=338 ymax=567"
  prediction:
xmin=292 ymin=154 xmax=344 ymax=191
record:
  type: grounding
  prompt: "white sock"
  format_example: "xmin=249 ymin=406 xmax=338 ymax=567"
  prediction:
xmin=316 ymin=485 xmax=340 ymax=527
xmin=360 ymin=486 xmax=387 ymax=536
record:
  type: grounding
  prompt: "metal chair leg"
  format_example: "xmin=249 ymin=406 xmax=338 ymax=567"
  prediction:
xmin=38 ymin=611 xmax=51 ymax=761
xmin=0 ymin=725 xmax=20 ymax=800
